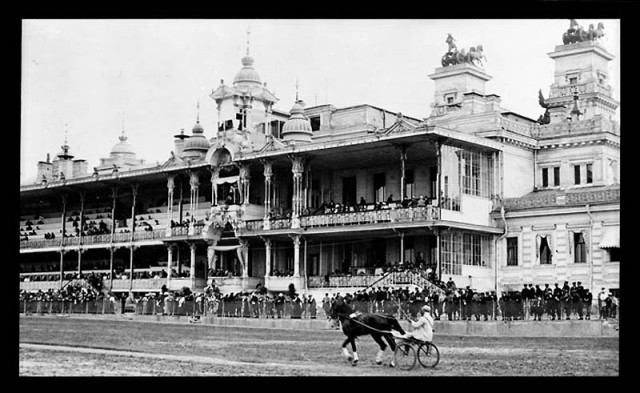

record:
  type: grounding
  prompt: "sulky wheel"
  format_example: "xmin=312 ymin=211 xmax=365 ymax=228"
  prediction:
xmin=393 ymin=342 xmax=417 ymax=371
xmin=418 ymin=342 xmax=440 ymax=368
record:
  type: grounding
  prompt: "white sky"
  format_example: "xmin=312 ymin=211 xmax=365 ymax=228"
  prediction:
xmin=21 ymin=19 xmax=620 ymax=185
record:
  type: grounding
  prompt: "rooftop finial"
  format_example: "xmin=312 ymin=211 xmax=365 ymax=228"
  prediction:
xmin=246 ymin=26 xmax=251 ymax=56
xmin=296 ymin=78 xmax=299 ymax=102
xmin=120 ymin=111 xmax=127 ymax=141
xmin=196 ymin=101 xmax=200 ymax=123
xmin=64 ymin=122 xmax=68 ymax=145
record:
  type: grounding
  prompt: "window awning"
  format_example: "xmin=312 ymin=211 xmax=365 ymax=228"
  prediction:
xmin=215 ymin=176 xmax=239 ymax=185
xmin=213 ymin=244 xmax=241 ymax=252
xmin=599 ymin=226 xmax=620 ymax=249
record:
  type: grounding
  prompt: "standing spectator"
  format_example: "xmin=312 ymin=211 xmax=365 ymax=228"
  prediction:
xmin=598 ymin=288 xmax=608 ymax=319
xmin=307 ymin=295 xmax=317 ymax=319
xmin=275 ymin=293 xmax=285 ymax=318
xmin=582 ymin=289 xmax=593 ymax=320
xmin=521 ymin=284 xmax=531 ymax=319
xmin=322 ymin=293 xmax=331 ymax=317
xmin=609 ymin=293 xmax=618 ymax=319
xmin=446 ymin=277 xmax=457 ymax=291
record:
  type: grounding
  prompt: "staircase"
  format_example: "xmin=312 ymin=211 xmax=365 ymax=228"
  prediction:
xmin=363 ymin=271 xmax=446 ymax=296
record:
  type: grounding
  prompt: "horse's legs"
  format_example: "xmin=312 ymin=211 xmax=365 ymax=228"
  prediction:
xmin=349 ymin=337 xmax=359 ymax=366
xmin=372 ymin=334 xmax=388 ymax=364
xmin=341 ymin=337 xmax=352 ymax=361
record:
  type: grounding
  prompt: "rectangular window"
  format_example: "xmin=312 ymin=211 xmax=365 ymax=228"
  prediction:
xmin=540 ymin=237 xmax=552 ymax=265
xmin=373 ymin=173 xmax=386 ymax=204
xmin=507 ymin=237 xmax=518 ymax=266
xmin=569 ymin=77 xmax=578 ymax=85
xmin=542 ymin=168 xmax=549 ymax=187
xmin=574 ymin=232 xmax=587 ymax=263
xmin=309 ymin=116 xmax=321 ymax=131
xmin=404 ymin=169 xmax=415 ymax=199
xmin=608 ymin=248 xmax=620 ymax=262
xmin=430 ymin=167 xmax=437 ymax=199
xmin=586 ymin=164 xmax=593 ymax=184
xmin=574 ymin=165 xmax=581 ymax=185
xmin=553 ymin=167 xmax=560 ymax=186
xmin=458 ymin=149 xmax=492 ymax=197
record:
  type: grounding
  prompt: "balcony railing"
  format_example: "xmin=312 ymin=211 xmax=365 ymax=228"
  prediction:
xmin=242 ymin=206 xmax=440 ymax=233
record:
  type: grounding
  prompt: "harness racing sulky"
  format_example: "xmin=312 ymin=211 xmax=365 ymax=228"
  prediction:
xmin=328 ymin=299 xmax=440 ymax=370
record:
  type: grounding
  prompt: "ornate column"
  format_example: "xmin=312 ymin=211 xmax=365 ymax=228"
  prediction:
xmin=77 ymin=191 xmax=85 ymax=274
xmin=166 ymin=175 xmax=175 ymax=234
xmin=434 ymin=140 xmax=442 ymax=208
xmin=59 ymin=193 xmax=67 ymax=289
xmin=239 ymin=163 xmax=251 ymax=206
xmin=207 ymin=243 xmax=217 ymax=275
xmin=167 ymin=243 xmax=174 ymax=287
xmin=290 ymin=155 xmax=305 ymax=229
xmin=399 ymin=145 xmax=408 ymax=201
xmin=189 ymin=171 xmax=200 ymax=232
xmin=128 ymin=184 xmax=138 ymax=297
xmin=238 ymin=238 xmax=249 ymax=278
xmin=262 ymin=237 xmax=272 ymax=278
xmin=291 ymin=234 xmax=301 ymax=277
xmin=108 ymin=245 xmax=115 ymax=291
xmin=262 ymin=159 xmax=273 ymax=229
xmin=210 ymin=167 xmax=220 ymax=206
xmin=190 ymin=242 xmax=197 ymax=286
xmin=399 ymin=231 xmax=405 ymax=266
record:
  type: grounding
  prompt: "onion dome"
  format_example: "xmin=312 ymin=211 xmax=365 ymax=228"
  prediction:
xmin=110 ymin=133 xmax=137 ymax=157
xmin=233 ymin=55 xmax=262 ymax=88
xmin=281 ymin=100 xmax=313 ymax=144
xmin=182 ymin=120 xmax=210 ymax=160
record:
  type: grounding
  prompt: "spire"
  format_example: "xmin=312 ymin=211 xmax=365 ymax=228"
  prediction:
xmin=196 ymin=101 xmax=200 ymax=123
xmin=246 ymin=26 xmax=251 ymax=56
xmin=296 ymin=78 xmax=299 ymax=102
xmin=58 ymin=122 xmax=74 ymax=160
xmin=119 ymin=111 xmax=127 ymax=142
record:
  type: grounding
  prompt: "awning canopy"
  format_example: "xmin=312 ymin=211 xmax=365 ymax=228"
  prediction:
xmin=215 ymin=176 xmax=239 ymax=185
xmin=599 ymin=226 xmax=620 ymax=249
xmin=213 ymin=244 xmax=241 ymax=252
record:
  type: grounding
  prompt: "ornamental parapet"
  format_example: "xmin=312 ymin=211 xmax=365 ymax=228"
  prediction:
xmin=533 ymin=116 xmax=619 ymax=139
xmin=499 ymin=187 xmax=620 ymax=211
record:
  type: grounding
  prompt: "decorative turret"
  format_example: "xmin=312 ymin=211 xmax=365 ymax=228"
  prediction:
xmin=281 ymin=99 xmax=313 ymax=145
xmin=181 ymin=103 xmax=210 ymax=161
xmin=543 ymin=19 xmax=618 ymax=124
xmin=233 ymin=27 xmax=262 ymax=89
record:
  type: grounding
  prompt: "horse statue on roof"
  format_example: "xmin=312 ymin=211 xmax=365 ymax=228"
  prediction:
xmin=465 ymin=45 xmax=486 ymax=67
xmin=328 ymin=298 xmax=405 ymax=367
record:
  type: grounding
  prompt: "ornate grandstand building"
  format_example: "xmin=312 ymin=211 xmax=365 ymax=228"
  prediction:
xmin=19 ymin=21 xmax=620 ymax=298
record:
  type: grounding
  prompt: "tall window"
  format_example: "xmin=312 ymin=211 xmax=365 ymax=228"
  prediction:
xmin=458 ymin=150 xmax=492 ymax=197
xmin=553 ymin=167 xmax=560 ymax=186
xmin=374 ymin=173 xmax=386 ymax=204
xmin=430 ymin=167 xmax=438 ymax=199
xmin=404 ymin=237 xmax=415 ymax=264
xmin=309 ymin=116 xmax=321 ymax=131
xmin=540 ymin=237 xmax=552 ymax=265
xmin=586 ymin=163 xmax=593 ymax=184
xmin=574 ymin=165 xmax=581 ymax=185
xmin=507 ymin=237 xmax=518 ymax=266
xmin=404 ymin=169 xmax=415 ymax=199
xmin=574 ymin=232 xmax=587 ymax=263
xmin=542 ymin=168 xmax=549 ymax=187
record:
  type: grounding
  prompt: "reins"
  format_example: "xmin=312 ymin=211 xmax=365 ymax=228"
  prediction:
xmin=336 ymin=312 xmax=394 ymax=335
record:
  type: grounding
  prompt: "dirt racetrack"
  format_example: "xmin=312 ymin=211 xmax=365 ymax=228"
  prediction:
xmin=19 ymin=315 xmax=619 ymax=377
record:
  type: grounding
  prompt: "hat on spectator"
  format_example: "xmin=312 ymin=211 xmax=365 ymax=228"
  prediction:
xmin=422 ymin=305 xmax=431 ymax=312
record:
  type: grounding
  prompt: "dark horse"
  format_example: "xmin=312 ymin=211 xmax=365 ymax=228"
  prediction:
xmin=329 ymin=299 xmax=405 ymax=366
